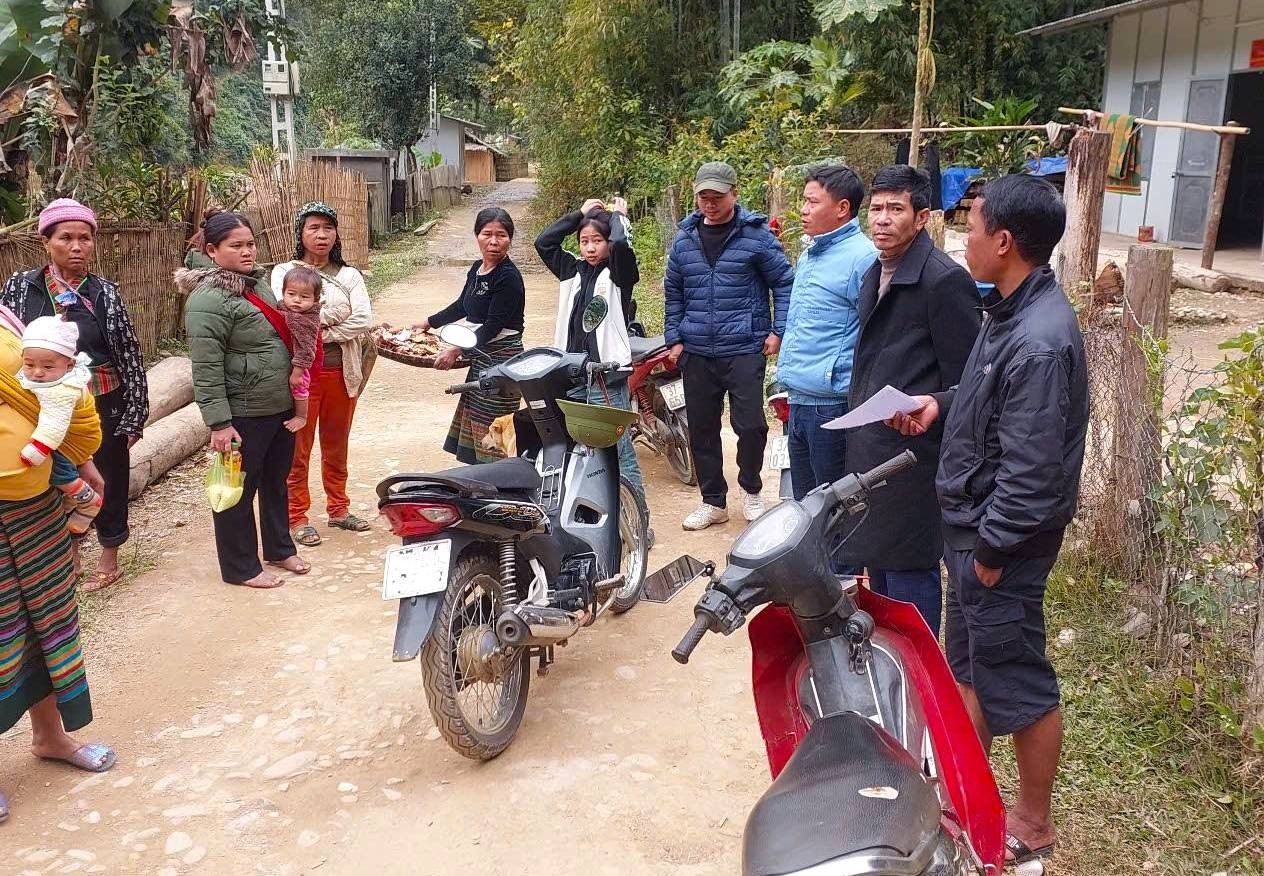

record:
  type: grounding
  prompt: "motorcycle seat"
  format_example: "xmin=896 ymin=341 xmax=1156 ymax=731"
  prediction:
xmin=377 ymin=458 xmax=542 ymax=500
xmin=741 ymin=712 xmax=941 ymax=876
xmin=629 ymin=335 xmax=666 ymax=362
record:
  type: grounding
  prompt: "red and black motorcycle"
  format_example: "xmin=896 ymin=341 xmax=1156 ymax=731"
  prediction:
xmin=626 ymin=333 xmax=696 ymax=485
xmin=646 ymin=451 xmax=1006 ymax=876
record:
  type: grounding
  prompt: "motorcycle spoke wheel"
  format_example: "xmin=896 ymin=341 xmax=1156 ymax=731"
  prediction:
xmin=421 ymin=553 xmax=530 ymax=760
xmin=660 ymin=406 xmax=697 ymax=486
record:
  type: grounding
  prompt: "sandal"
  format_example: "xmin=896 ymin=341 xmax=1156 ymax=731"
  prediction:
xmin=82 ymin=567 xmax=124 ymax=593
xmin=1005 ymin=832 xmax=1055 ymax=865
xmin=0 ymin=790 xmax=8 ymax=824
xmin=39 ymin=742 xmax=117 ymax=773
xmin=268 ymin=556 xmax=312 ymax=575
xmin=292 ymin=525 xmax=322 ymax=546
xmin=328 ymin=514 xmax=370 ymax=532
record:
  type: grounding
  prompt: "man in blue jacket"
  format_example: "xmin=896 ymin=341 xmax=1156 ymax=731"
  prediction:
xmin=665 ymin=161 xmax=794 ymax=530
xmin=776 ymin=163 xmax=877 ymax=505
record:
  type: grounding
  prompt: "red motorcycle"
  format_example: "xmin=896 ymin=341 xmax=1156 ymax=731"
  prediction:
xmin=646 ymin=451 xmax=1006 ymax=876
xmin=627 ymin=334 xmax=696 ymax=485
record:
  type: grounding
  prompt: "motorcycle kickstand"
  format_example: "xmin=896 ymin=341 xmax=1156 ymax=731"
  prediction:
xmin=535 ymin=645 xmax=554 ymax=677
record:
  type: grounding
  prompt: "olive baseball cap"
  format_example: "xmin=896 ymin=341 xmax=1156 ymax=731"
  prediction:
xmin=693 ymin=161 xmax=738 ymax=194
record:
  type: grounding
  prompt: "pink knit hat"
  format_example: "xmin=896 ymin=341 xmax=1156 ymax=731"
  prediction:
xmin=22 ymin=316 xmax=80 ymax=359
xmin=37 ymin=198 xmax=98 ymax=237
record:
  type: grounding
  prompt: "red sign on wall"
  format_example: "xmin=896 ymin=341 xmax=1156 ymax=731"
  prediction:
xmin=1251 ymin=39 xmax=1264 ymax=69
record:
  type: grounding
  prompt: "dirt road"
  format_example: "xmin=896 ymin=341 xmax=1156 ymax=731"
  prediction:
xmin=1 ymin=180 xmax=772 ymax=875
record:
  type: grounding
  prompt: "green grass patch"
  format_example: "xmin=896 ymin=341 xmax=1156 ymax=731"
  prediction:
xmin=990 ymin=564 xmax=1264 ymax=874
xmin=363 ymin=230 xmax=437 ymax=299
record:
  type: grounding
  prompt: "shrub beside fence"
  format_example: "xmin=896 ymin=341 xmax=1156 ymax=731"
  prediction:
xmin=0 ymin=223 xmax=188 ymax=359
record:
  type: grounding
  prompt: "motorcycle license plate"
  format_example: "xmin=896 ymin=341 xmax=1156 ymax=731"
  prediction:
xmin=766 ymin=435 xmax=790 ymax=471
xmin=660 ymin=379 xmax=687 ymax=411
xmin=381 ymin=540 xmax=452 ymax=600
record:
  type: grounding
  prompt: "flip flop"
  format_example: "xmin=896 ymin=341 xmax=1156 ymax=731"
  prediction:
xmin=0 ymin=790 xmax=8 ymax=824
xmin=292 ymin=525 xmax=322 ymax=546
xmin=41 ymin=742 xmax=117 ymax=773
xmin=1005 ymin=832 xmax=1055 ymax=864
xmin=268 ymin=557 xmax=311 ymax=575
xmin=328 ymin=514 xmax=370 ymax=532
xmin=82 ymin=567 xmax=124 ymax=593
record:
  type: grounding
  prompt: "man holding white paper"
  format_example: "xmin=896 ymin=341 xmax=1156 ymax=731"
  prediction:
xmin=840 ymin=165 xmax=981 ymax=636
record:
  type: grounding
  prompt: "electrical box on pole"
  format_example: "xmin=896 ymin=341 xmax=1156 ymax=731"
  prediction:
xmin=263 ymin=0 xmax=299 ymax=165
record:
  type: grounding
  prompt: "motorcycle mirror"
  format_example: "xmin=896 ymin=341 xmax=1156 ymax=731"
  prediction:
xmin=643 ymin=555 xmax=712 ymax=604
xmin=581 ymin=296 xmax=609 ymax=333
xmin=438 ymin=324 xmax=479 ymax=350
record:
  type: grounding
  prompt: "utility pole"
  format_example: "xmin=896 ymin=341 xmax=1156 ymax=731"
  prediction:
xmin=262 ymin=0 xmax=299 ymax=165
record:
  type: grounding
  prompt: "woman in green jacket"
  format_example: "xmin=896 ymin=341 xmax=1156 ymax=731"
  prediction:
xmin=181 ymin=210 xmax=311 ymax=588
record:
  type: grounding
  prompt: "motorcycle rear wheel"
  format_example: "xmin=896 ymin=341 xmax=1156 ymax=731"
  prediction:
xmin=420 ymin=552 xmax=530 ymax=760
xmin=655 ymin=396 xmax=697 ymax=486
xmin=609 ymin=476 xmax=649 ymax=614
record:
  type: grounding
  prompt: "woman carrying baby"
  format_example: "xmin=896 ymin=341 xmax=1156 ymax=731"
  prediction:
xmin=271 ymin=203 xmax=373 ymax=548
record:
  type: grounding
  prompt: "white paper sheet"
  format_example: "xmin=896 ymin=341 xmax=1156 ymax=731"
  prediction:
xmin=822 ymin=385 xmax=923 ymax=430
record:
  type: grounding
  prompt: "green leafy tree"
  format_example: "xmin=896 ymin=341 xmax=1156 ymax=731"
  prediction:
xmin=719 ymin=37 xmax=864 ymax=117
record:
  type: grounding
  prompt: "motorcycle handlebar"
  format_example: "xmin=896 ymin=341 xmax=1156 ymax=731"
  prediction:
xmin=587 ymin=360 xmax=623 ymax=374
xmin=671 ymin=614 xmax=711 ymax=665
xmin=444 ymin=380 xmax=480 ymax=395
xmin=859 ymin=450 xmax=917 ymax=488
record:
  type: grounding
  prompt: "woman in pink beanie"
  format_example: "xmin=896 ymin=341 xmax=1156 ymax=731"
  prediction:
xmin=0 ymin=198 xmax=150 ymax=591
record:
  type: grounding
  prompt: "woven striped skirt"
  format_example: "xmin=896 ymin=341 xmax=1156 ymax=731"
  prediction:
xmin=0 ymin=488 xmax=91 ymax=734
xmin=444 ymin=333 xmax=524 ymax=465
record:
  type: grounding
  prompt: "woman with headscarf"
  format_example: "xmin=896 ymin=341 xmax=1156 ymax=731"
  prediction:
xmin=0 ymin=298 xmax=110 ymax=824
xmin=182 ymin=210 xmax=310 ymax=588
xmin=0 ymin=199 xmax=149 ymax=591
xmin=270 ymin=202 xmax=373 ymax=547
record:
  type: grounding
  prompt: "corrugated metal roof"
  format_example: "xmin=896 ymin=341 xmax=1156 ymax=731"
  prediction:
xmin=1018 ymin=0 xmax=1186 ymax=37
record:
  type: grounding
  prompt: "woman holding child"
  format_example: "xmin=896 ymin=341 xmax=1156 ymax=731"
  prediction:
xmin=271 ymin=202 xmax=374 ymax=548
xmin=182 ymin=209 xmax=310 ymax=589
xmin=0 ymin=199 xmax=149 ymax=591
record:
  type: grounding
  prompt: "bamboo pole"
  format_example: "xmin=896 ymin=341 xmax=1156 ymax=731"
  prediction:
xmin=824 ymin=124 xmax=1048 ymax=135
xmin=1201 ymin=130 xmax=1236 ymax=270
xmin=1057 ymin=106 xmax=1250 ymax=136
xmin=908 ymin=0 xmax=932 ymax=167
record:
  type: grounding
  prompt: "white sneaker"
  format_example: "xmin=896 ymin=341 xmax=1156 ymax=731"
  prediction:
xmin=683 ymin=504 xmax=729 ymax=531
xmin=742 ymin=490 xmax=766 ymax=522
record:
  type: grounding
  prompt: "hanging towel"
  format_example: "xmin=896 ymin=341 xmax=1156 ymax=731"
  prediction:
xmin=1099 ymin=113 xmax=1143 ymax=195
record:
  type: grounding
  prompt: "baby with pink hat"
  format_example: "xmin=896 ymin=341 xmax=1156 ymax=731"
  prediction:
xmin=16 ymin=315 xmax=103 ymax=533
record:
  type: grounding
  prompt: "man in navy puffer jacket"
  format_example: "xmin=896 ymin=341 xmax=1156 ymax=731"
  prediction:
xmin=665 ymin=161 xmax=794 ymax=530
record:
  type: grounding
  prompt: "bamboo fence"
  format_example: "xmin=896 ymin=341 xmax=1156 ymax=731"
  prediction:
xmin=248 ymin=158 xmax=371 ymax=268
xmin=0 ymin=223 xmax=188 ymax=358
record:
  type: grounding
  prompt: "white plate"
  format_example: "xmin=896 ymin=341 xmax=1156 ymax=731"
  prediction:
xmin=381 ymin=540 xmax=452 ymax=600
xmin=660 ymin=379 xmax=687 ymax=411
xmin=765 ymin=434 xmax=790 ymax=471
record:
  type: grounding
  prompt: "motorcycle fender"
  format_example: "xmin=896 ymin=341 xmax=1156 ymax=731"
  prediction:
xmin=391 ymin=531 xmax=478 ymax=662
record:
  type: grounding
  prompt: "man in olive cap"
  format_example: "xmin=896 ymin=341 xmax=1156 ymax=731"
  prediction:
xmin=665 ymin=161 xmax=794 ymax=530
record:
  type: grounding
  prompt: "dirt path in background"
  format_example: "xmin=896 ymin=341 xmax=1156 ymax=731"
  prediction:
xmin=0 ymin=179 xmax=770 ymax=876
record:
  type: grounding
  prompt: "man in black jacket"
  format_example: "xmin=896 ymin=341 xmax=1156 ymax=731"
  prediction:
xmin=890 ymin=175 xmax=1088 ymax=866
xmin=840 ymin=165 xmax=981 ymax=636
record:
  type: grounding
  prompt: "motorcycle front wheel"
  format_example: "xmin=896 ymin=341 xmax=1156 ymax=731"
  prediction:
xmin=655 ymin=396 xmax=697 ymax=486
xmin=608 ymin=476 xmax=649 ymax=614
xmin=420 ymin=551 xmax=530 ymax=760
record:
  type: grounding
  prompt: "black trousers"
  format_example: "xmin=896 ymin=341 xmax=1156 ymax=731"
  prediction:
xmin=93 ymin=389 xmax=130 ymax=549
xmin=213 ymin=413 xmax=297 ymax=583
xmin=680 ymin=351 xmax=767 ymax=508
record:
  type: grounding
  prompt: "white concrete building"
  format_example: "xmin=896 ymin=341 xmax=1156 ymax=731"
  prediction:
xmin=1026 ymin=0 xmax=1264 ymax=259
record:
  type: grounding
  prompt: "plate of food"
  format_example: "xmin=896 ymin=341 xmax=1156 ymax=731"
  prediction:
xmin=372 ymin=326 xmax=467 ymax=368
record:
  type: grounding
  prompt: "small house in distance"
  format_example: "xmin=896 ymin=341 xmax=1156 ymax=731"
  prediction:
xmin=415 ymin=114 xmax=488 ymax=183
xmin=1025 ymin=0 xmax=1264 ymax=265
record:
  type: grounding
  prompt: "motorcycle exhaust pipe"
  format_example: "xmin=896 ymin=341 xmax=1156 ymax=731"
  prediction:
xmin=495 ymin=605 xmax=582 ymax=646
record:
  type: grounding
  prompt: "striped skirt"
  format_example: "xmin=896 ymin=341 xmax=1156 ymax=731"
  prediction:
xmin=444 ymin=333 xmax=524 ymax=465
xmin=0 ymin=488 xmax=91 ymax=734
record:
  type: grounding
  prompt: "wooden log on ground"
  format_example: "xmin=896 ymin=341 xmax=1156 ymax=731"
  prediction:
xmin=1114 ymin=244 xmax=1172 ymax=591
xmin=144 ymin=356 xmax=194 ymax=426
xmin=1056 ymin=129 xmax=1111 ymax=307
xmin=927 ymin=210 xmax=945 ymax=249
xmin=129 ymin=402 xmax=210 ymax=499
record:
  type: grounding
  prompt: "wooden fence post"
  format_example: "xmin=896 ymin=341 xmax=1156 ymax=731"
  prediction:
xmin=1200 ymin=129 xmax=1236 ymax=270
xmin=1114 ymin=243 xmax=1172 ymax=587
xmin=767 ymin=167 xmax=785 ymax=222
xmin=926 ymin=209 xmax=945 ymax=249
xmin=1057 ymin=128 xmax=1111 ymax=308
